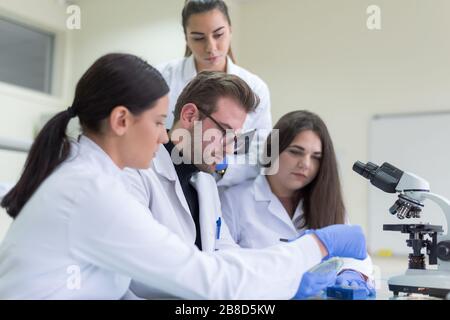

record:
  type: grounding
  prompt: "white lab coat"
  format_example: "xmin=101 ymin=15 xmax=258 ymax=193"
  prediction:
xmin=0 ymin=136 xmax=325 ymax=299
xmin=124 ymin=146 xmax=238 ymax=254
xmin=0 ymin=183 xmax=12 ymax=200
xmin=158 ymin=56 xmax=272 ymax=187
xmin=220 ymin=175 xmax=374 ymax=278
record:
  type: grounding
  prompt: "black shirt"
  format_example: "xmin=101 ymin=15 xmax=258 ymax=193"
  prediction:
xmin=164 ymin=140 xmax=202 ymax=250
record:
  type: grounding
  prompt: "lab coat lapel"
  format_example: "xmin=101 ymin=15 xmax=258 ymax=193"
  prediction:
xmin=226 ymin=56 xmax=238 ymax=75
xmin=292 ymin=200 xmax=306 ymax=233
xmin=189 ymin=172 xmax=218 ymax=253
xmin=152 ymin=147 xmax=192 ymax=219
xmin=78 ymin=136 xmax=122 ymax=176
xmin=254 ymin=175 xmax=298 ymax=233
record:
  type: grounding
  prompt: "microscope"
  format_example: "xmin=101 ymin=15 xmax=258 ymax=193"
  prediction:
xmin=353 ymin=161 xmax=450 ymax=298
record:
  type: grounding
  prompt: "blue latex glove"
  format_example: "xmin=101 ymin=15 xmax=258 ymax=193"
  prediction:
xmin=293 ymin=270 xmax=337 ymax=300
xmin=305 ymin=224 xmax=367 ymax=260
xmin=335 ymin=270 xmax=376 ymax=297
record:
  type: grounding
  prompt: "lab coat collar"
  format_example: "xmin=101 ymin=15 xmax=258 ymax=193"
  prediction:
xmin=182 ymin=55 xmax=236 ymax=83
xmin=225 ymin=56 xmax=238 ymax=74
xmin=253 ymin=174 xmax=273 ymax=202
xmin=76 ymin=135 xmax=122 ymax=176
xmin=152 ymin=145 xmax=178 ymax=182
xmin=152 ymin=145 xmax=193 ymax=218
xmin=292 ymin=200 xmax=305 ymax=230
xmin=189 ymin=172 xmax=219 ymax=253
xmin=153 ymin=146 xmax=219 ymax=252
xmin=253 ymin=175 xmax=300 ymax=233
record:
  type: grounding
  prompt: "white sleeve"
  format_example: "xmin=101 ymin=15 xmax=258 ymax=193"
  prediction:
xmin=122 ymin=168 xmax=151 ymax=207
xmin=0 ymin=182 xmax=12 ymax=200
xmin=341 ymin=215 xmax=374 ymax=280
xmin=219 ymin=190 xmax=240 ymax=243
xmin=120 ymin=289 xmax=144 ymax=300
xmin=216 ymin=163 xmax=260 ymax=188
xmin=68 ymin=177 xmax=322 ymax=299
xmin=249 ymin=81 xmax=272 ymax=134
xmin=155 ymin=61 xmax=171 ymax=80
xmin=339 ymin=256 xmax=374 ymax=281
xmin=155 ymin=60 xmax=178 ymax=129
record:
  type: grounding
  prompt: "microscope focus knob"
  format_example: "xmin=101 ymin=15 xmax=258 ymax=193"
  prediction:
xmin=437 ymin=241 xmax=450 ymax=261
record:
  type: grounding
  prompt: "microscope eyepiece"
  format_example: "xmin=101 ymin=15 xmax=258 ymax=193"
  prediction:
xmin=352 ymin=161 xmax=379 ymax=180
xmin=352 ymin=161 xmax=366 ymax=176
xmin=353 ymin=161 xmax=404 ymax=193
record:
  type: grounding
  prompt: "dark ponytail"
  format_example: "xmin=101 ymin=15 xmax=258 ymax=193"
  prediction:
xmin=182 ymin=0 xmax=236 ymax=62
xmin=2 ymin=53 xmax=169 ymax=218
xmin=1 ymin=111 xmax=73 ymax=219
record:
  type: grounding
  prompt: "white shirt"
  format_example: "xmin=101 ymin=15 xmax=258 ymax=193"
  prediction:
xmin=158 ymin=56 xmax=272 ymax=187
xmin=0 ymin=136 xmax=323 ymax=299
xmin=220 ymin=175 xmax=374 ymax=277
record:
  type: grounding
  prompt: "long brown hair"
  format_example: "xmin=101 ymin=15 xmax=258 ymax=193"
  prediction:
xmin=264 ymin=110 xmax=346 ymax=229
xmin=182 ymin=0 xmax=236 ymax=63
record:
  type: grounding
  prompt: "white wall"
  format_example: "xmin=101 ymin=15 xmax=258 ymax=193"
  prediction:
xmin=69 ymin=0 xmax=242 ymax=92
xmin=0 ymin=0 xmax=73 ymax=240
xmin=69 ymin=0 xmax=186 ymax=93
xmin=235 ymin=0 xmax=450 ymax=236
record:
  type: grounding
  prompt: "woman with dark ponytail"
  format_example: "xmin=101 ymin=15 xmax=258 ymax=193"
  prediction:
xmin=2 ymin=53 xmax=171 ymax=219
xmin=0 ymin=54 xmax=367 ymax=300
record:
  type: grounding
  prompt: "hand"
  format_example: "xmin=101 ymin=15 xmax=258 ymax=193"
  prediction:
xmin=293 ymin=270 xmax=337 ymax=300
xmin=305 ymin=225 xmax=367 ymax=260
xmin=335 ymin=270 xmax=376 ymax=297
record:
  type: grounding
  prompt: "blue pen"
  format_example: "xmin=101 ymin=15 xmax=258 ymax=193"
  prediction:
xmin=216 ymin=217 xmax=222 ymax=239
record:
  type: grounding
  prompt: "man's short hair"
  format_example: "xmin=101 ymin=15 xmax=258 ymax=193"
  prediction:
xmin=173 ymin=71 xmax=260 ymax=123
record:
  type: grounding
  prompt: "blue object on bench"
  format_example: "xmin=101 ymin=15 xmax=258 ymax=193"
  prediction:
xmin=326 ymin=285 xmax=368 ymax=300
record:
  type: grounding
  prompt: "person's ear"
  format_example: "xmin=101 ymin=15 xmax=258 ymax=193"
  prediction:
xmin=109 ymin=106 xmax=132 ymax=136
xmin=179 ymin=103 xmax=200 ymax=128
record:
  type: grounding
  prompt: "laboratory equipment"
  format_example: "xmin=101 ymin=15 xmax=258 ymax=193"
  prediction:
xmin=353 ymin=161 xmax=450 ymax=298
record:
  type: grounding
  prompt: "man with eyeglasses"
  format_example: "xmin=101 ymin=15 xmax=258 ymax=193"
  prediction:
xmin=123 ymin=72 xmax=261 ymax=298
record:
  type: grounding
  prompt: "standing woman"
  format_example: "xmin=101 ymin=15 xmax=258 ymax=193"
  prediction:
xmin=221 ymin=111 xmax=376 ymax=296
xmin=159 ymin=0 xmax=272 ymax=185
xmin=161 ymin=0 xmax=271 ymax=130
xmin=0 ymin=55 xmax=367 ymax=299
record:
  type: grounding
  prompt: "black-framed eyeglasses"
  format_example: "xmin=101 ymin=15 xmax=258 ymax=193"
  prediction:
xmin=197 ymin=108 xmax=236 ymax=146
xmin=196 ymin=107 xmax=257 ymax=154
